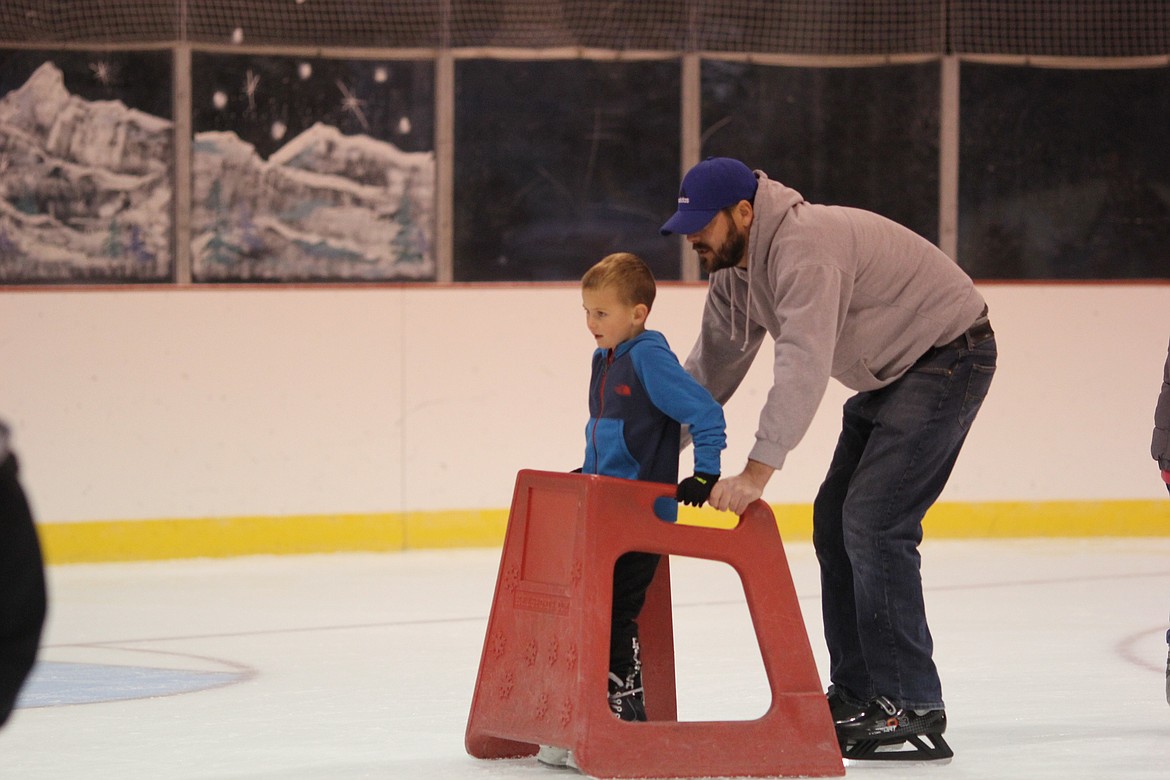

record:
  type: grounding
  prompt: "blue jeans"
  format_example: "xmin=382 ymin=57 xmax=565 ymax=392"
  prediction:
xmin=812 ymin=330 xmax=997 ymax=711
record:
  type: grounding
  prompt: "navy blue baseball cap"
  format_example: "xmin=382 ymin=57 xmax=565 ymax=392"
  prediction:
xmin=659 ymin=157 xmax=758 ymax=235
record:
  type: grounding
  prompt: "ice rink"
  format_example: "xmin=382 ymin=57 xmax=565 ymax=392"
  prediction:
xmin=2 ymin=538 xmax=1169 ymax=779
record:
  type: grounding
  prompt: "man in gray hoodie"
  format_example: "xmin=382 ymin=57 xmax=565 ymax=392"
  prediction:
xmin=1152 ymin=337 xmax=1170 ymax=706
xmin=1153 ymin=337 xmax=1170 ymax=495
xmin=661 ymin=157 xmax=996 ymax=761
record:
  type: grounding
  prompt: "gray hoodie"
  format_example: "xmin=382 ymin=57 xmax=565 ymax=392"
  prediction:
xmin=684 ymin=172 xmax=987 ymax=470
xmin=1152 ymin=337 xmax=1170 ymax=470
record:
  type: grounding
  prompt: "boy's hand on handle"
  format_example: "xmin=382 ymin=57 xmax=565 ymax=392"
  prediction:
xmin=676 ymin=472 xmax=719 ymax=506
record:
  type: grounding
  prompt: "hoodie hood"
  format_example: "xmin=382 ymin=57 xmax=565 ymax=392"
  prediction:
xmin=595 ymin=329 xmax=667 ymax=362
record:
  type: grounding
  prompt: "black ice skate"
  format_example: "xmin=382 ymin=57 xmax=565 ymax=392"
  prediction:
xmin=835 ymin=695 xmax=953 ymax=762
xmin=608 ymin=636 xmax=647 ymax=722
xmin=607 ymin=670 xmax=646 ymax=721
xmin=826 ymin=685 xmax=864 ymax=721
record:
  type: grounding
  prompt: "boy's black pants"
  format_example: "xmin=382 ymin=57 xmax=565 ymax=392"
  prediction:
xmin=610 ymin=551 xmax=660 ymax=680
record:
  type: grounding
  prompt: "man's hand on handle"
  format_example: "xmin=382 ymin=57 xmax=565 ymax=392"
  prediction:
xmin=708 ymin=459 xmax=775 ymax=515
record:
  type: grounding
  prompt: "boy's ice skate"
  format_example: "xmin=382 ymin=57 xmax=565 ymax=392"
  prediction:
xmin=537 ymin=640 xmax=646 ymax=769
xmin=607 ymin=670 xmax=646 ymax=722
xmin=835 ymin=695 xmax=953 ymax=762
xmin=607 ymin=635 xmax=647 ymax=722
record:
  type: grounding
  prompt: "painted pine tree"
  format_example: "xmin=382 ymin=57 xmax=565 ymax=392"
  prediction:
xmin=390 ymin=174 xmax=424 ymax=266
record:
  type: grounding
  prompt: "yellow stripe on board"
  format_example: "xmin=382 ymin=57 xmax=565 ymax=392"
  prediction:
xmin=679 ymin=499 xmax=1170 ymax=539
xmin=920 ymin=499 xmax=1170 ymax=538
xmin=39 ymin=514 xmax=407 ymax=564
xmin=37 ymin=500 xmax=1169 ymax=565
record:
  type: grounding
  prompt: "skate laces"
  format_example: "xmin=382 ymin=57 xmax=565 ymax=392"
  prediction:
xmin=612 ymin=636 xmax=644 ymax=699
xmin=607 ymin=672 xmax=643 ymax=700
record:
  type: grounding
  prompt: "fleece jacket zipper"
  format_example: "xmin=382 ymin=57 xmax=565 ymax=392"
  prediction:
xmin=588 ymin=349 xmax=614 ymax=471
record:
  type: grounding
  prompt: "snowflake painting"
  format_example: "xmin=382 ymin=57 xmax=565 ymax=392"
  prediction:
xmin=0 ymin=50 xmax=174 ymax=283
xmin=190 ymin=53 xmax=436 ymax=282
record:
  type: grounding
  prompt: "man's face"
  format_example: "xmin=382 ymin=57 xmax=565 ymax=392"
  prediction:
xmin=686 ymin=207 xmax=749 ymax=274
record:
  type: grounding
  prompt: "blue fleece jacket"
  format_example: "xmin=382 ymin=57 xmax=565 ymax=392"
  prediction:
xmin=583 ymin=330 xmax=725 ymax=497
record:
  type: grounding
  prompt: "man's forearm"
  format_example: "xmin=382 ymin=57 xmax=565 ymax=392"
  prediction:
xmin=742 ymin=458 xmax=776 ymax=490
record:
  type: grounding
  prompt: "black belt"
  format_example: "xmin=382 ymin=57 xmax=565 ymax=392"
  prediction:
xmin=938 ymin=309 xmax=994 ymax=351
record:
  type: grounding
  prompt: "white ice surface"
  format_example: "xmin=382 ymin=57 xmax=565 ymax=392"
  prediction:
xmin=1 ymin=539 xmax=1168 ymax=779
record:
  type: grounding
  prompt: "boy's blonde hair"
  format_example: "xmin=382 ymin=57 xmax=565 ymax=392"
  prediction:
xmin=581 ymin=252 xmax=657 ymax=310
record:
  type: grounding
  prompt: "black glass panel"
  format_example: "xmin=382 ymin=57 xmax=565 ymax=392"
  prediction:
xmin=700 ymin=60 xmax=941 ymax=246
xmin=959 ymin=64 xmax=1170 ymax=279
xmin=455 ymin=59 xmax=681 ymax=281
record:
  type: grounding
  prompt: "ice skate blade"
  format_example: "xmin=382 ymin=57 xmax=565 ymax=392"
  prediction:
xmin=536 ymin=745 xmax=578 ymax=771
xmin=841 ymin=733 xmax=953 ymax=764
xmin=845 ymin=756 xmax=953 ymax=768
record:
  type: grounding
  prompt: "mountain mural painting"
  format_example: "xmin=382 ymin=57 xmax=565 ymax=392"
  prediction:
xmin=0 ymin=53 xmax=436 ymax=284
xmin=0 ymin=60 xmax=174 ymax=283
xmin=191 ymin=122 xmax=435 ymax=282
xmin=189 ymin=52 xmax=436 ymax=282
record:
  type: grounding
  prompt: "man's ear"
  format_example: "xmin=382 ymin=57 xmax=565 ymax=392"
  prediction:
xmin=736 ymin=199 xmax=754 ymax=229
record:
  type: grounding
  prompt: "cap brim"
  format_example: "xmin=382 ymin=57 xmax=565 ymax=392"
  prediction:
xmin=659 ymin=209 xmax=719 ymax=236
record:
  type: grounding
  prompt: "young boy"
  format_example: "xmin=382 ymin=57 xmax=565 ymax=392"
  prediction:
xmin=539 ymin=252 xmax=726 ymax=768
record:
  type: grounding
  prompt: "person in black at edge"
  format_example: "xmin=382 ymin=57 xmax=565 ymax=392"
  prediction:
xmin=1151 ymin=337 xmax=1170 ymax=705
xmin=0 ymin=419 xmax=47 ymax=728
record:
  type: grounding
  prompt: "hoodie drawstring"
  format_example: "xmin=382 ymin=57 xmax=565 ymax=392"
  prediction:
xmin=741 ymin=278 xmax=752 ymax=352
xmin=729 ymin=286 xmax=738 ymax=345
xmin=728 ymin=270 xmax=753 ymax=353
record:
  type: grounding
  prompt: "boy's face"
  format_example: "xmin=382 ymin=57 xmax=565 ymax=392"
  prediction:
xmin=582 ymin=285 xmax=648 ymax=351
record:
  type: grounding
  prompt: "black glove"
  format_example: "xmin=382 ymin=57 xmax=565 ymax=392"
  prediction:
xmin=676 ymin=472 xmax=719 ymax=507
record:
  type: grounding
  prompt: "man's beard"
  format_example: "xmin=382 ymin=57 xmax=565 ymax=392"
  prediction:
xmin=696 ymin=224 xmax=747 ymax=274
